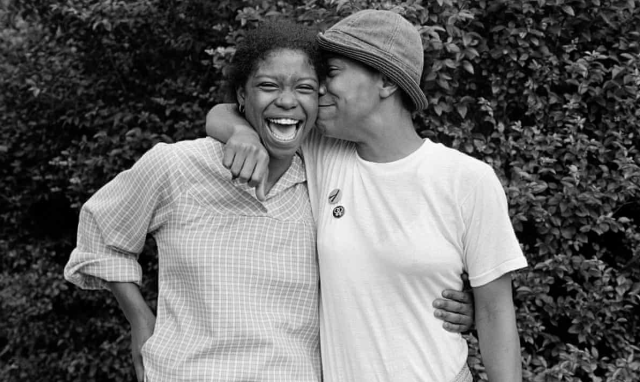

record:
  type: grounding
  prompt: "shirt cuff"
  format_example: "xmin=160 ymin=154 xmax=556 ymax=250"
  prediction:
xmin=64 ymin=251 xmax=143 ymax=290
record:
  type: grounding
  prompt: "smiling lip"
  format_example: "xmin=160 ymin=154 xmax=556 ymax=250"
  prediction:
xmin=265 ymin=117 xmax=302 ymax=142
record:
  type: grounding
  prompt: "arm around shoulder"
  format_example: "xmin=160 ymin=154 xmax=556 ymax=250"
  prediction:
xmin=205 ymin=103 xmax=270 ymax=195
xmin=205 ymin=103 xmax=257 ymax=143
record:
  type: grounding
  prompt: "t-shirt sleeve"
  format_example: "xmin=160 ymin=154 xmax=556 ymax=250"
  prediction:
xmin=64 ymin=143 xmax=180 ymax=290
xmin=461 ymin=165 xmax=527 ymax=287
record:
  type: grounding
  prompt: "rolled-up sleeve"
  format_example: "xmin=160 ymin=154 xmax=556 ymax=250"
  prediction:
xmin=64 ymin=143 xmax=180 ymax=290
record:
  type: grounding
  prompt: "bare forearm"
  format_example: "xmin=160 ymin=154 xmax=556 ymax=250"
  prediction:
xmin=474 ymin=274 xmax=522 ymax=382
xmin=107 ymin=282 xmax=155 ymax=326
xmin=205 ymin=103 xmax=255 ymax=142
xmin=476 ymin=306 xmax=521 ymax=381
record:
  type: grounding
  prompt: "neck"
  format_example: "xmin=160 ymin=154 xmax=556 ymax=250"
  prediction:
xmin=265 ymin=155 xmax=294 ymax=192
xmin=355 ymin=105 xmax=423 ymax=163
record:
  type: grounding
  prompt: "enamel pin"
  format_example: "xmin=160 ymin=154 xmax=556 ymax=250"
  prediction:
xmin=328 ymin=188 xmax=341 ymax=204
xmin=332 ymin=206 xmax=345 ymax=218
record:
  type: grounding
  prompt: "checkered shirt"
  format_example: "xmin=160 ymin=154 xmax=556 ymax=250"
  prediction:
xmin=64 ymin=138 xmax=321 ymax=382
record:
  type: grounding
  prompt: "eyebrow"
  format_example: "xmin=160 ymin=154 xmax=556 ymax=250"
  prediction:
xmin=253 ymin=74 xmax=319 ymax=83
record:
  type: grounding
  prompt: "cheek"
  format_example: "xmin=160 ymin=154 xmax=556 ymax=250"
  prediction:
xmin=301 ymin=95 xmax=318 ymax=112
xmin=244 ymin=102 xmax=263 ymax=129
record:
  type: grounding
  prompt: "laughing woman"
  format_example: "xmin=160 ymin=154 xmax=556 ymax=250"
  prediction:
xmin=64 ymin=21 xmax=323 ymax=382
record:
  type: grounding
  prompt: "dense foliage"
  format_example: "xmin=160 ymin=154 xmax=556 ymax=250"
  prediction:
xmin=1 ymin=0 xmax=639 ymax=381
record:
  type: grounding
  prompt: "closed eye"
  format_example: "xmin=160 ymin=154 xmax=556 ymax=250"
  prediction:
xmin=326 ymin=67 xmax=340 ymax=78
xmin=258 ymin=82 xmax=278 ymax=90
xmin=297 ymin=84 xmax=318 ymax=94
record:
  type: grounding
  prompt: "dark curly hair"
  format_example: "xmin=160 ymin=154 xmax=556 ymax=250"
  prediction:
xmin=226 ymin=20 xmax=325 ymax=101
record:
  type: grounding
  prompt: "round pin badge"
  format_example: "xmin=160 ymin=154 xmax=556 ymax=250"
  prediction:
xmin=332 ymin=206 xmax=345 ymax=218
xmin=328 ymin=188 xmax=341 ymax=204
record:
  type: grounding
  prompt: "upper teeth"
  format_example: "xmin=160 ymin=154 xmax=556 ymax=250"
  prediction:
xmin=268 ymin=118 xmax=298 ymax=125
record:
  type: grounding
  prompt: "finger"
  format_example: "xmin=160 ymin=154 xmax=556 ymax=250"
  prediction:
xmin=222 ymin=146 xmax=235 ymax=169
xmin=256 ymin=180 xmax=266 ymax=202
xmin=433 ymin=297 xmax=466 ymax=312
xmin=434 ymin=308 xmax=473 ymax=327
xmin=442 ymin=321 xmax=471 ymax=333
xmin=133 ymin=354 xmax=145 ymax=382
xmin=247 ymin=173 xmax=260 ymax=189
xmin=435 ymin=297 xmax=474 ymax=319
xmin=256 ymin=169 xmax=268 ymax=202
xmin=441 ymin=289 xmax=473 ymax=303
xmin=247 ymin=154 xmax=269 ymax=189
xmin=434 ymin=307 xmax=473 ymax=324
xmin=228 ymin=154 xmax=246 ymax=179
xmin=238 ymin=156 xmax=257 ymax=184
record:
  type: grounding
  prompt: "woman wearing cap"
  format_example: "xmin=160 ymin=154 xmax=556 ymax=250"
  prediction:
xmin=207 ymin=10 xmax=527 ymax=382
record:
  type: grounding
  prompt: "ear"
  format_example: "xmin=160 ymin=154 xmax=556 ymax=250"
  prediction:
xmin=379 ymin=75 xmax=399 ymax=100
xmin=236 ymin=86 xmax=245 ymax=106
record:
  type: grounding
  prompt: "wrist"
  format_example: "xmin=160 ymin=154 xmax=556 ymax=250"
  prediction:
xmin=233 ymin=124 xmax=258 ymax=137
xmin=130 ymin=303 xmax=155 ymax=324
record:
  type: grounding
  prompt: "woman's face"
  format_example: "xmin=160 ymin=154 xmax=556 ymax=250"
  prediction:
xmin=316 ymin=55 xmax=382 ymax=142
xmin=237 ymin=48 xmax=319 ymax=161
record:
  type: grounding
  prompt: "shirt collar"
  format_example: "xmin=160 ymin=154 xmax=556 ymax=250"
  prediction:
xmin=233 ymin=152 xmax=306 ymax=200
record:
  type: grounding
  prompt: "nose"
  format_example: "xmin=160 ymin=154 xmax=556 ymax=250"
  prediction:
xmin=275 ymin=89 xmax=298 ymax=109
xmin=319 ymin=83 xmax=327 ymax=96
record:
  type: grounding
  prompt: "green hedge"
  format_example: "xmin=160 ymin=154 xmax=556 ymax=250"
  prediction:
xmin=1 ymin=0 xmax=639 ymax=381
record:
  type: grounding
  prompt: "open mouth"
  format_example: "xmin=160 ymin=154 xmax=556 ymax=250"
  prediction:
xmin=266 ymin=118 xmax=302 ymax=142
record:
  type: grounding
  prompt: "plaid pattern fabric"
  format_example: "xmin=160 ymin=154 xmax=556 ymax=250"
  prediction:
xmin=65 ymin=138 xmax=321 ymax=382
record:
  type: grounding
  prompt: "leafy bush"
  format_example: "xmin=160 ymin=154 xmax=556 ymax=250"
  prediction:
xmin=1 ymin=0 xmax=638 ymax=381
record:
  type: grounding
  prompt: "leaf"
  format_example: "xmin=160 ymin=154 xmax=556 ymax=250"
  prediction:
xmin=456 ymin=104 xmax=468 ymax=118
xmin=436 ymin=78 xmax=451 ymax=90
xmin=462 ymin=60 xmax=474 ymax=74
xmin=562 ymin=5 xmax=575 ymax=16
xmin=336 ymin=0 xmax=350 ymax=12
xmin=445 ymin=43 xmax=460 ymax=53
xmin=462 ymin=33 xmax=473 ymax=47
xmin=611 ymin=66 xmax=624 ymax=79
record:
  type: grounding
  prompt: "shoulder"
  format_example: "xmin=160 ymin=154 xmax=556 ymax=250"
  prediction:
xmin=157 ymin=138 xmax=224 ymax=169
xmin=131 ymin=139 xmax=227 ymax=185
xmin=163 ymin=138 xmax=237 ymax=186
xmin=169 ymin=137 xmax=223 ymax=159
xmin=423 ymin=140 xmax=495 ymax=181
xmin=302 ymin=128 xmax=355 ymax=157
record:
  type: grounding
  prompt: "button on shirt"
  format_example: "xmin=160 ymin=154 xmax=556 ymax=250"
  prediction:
xmin=64 ymin=138 xmax=320 ymax=382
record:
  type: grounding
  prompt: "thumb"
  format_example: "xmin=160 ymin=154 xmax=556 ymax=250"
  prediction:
xmin=134 ymin=357 xmax=145 ymax=382
xmin=256 ymin=168 xmax=269 ymax=202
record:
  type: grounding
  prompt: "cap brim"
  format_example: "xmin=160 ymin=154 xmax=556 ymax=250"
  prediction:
xmin=317 ymin=33 xmax=428 ymax=111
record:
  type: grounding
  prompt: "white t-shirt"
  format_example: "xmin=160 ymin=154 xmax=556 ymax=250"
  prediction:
xmin=302 ymin=130 xmax=527 ymax=382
